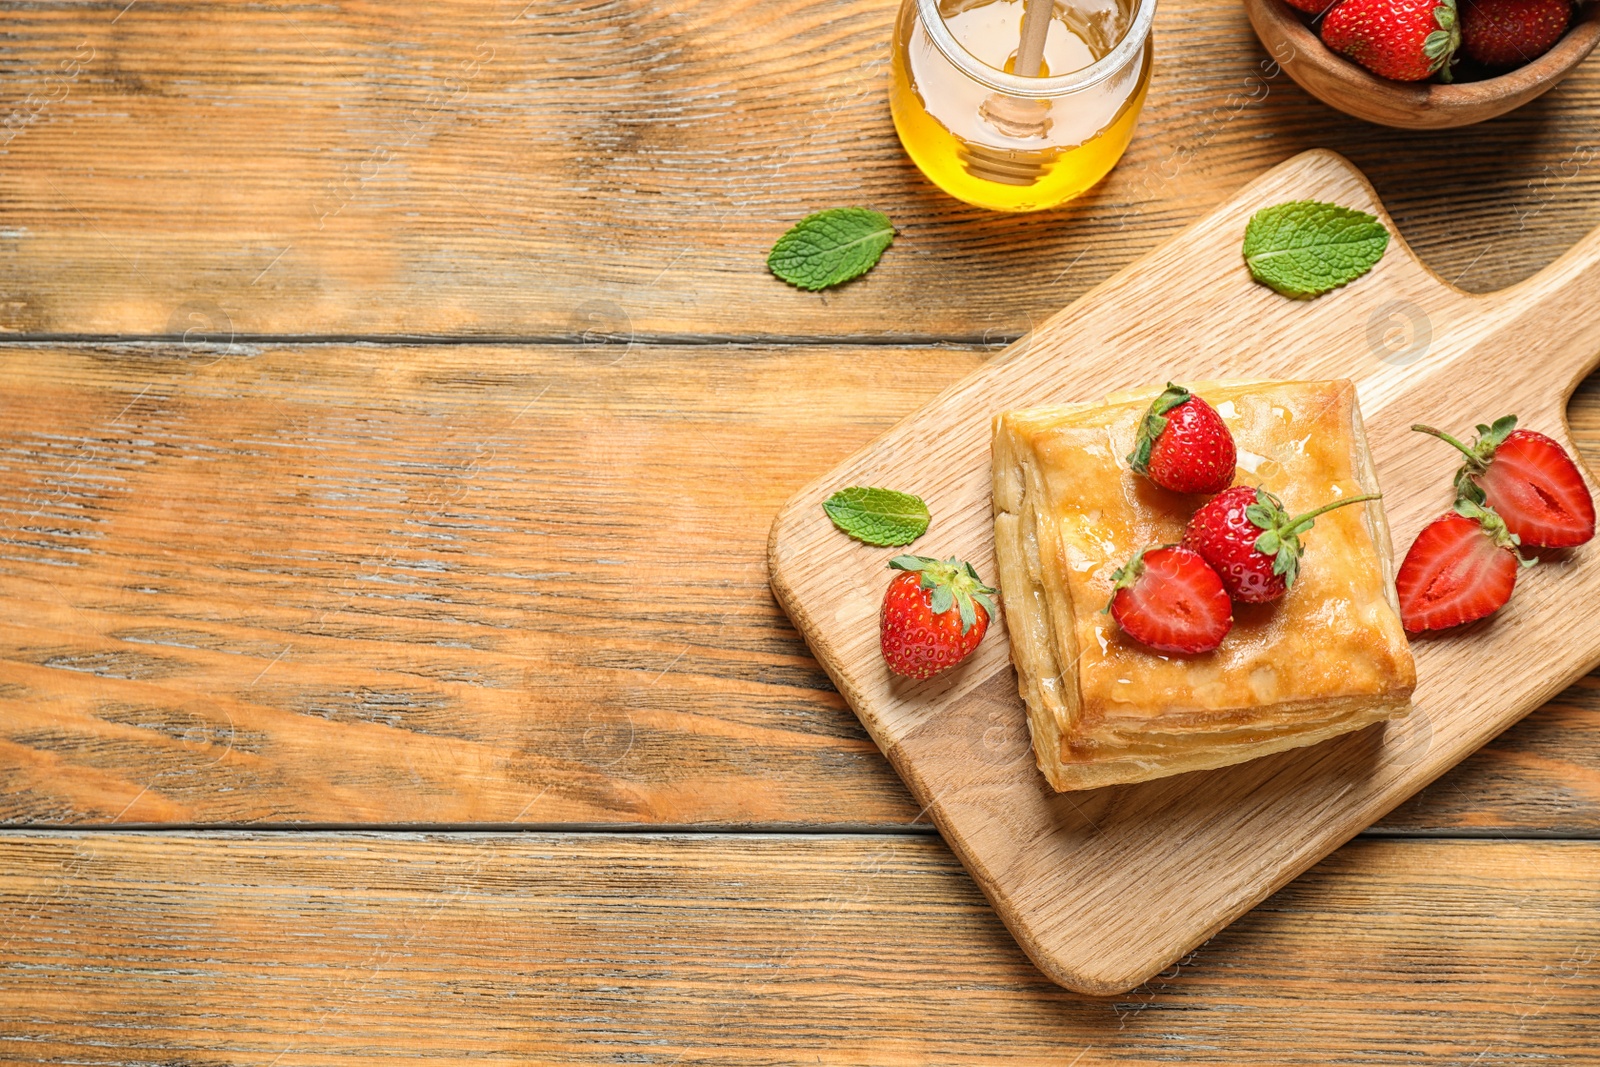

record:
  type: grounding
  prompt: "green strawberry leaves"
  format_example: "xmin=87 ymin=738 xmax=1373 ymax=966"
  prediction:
xmin=1474 ymin=415 xmax=1519 ymax=452
xmin=1412 ymin=416 xmax=1519 ymax=505
xmin=1108 ymin=546 xmax=1151 ymax=593
xmin=1245 ymin=487 xmax=1383 ymax=590
xmin=1242 ymin=201 xmax=1390 ymax=299
xmin=1454 ymin=496 xmax=1537 ymax=565
xmin=1102 ymin=545 xmax=1153 ymax=614
xmin=889 ymin=554 xmax=997 ymax=634
xmin=1425 ymin=0 xmax=1461 ymax=81
xmin=822 ymin=487 xmax=930 ymax=546
xmin=1126 ymin=383 xmax=1191 ymax=475
xmin=768 ymin=208 xmax=895 ymax=291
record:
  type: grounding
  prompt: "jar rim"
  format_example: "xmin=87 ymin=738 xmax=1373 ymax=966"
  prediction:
xmin=913 ymin=0 xmax=1157 ymax=97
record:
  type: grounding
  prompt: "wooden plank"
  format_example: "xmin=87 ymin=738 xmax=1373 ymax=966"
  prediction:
xmin=0 ymin=832 xmax=1595 ymax=1063
xmin=0 ymin=341 xmax=980 ymax=825
xmin=3 ymin=0 xmax=1600 ymax=338
xmin=767 ymin=150 xmax=1600 ymax=992
xmin=1 ymin=338 xmax=1598 ymax=830
xmin=1380 ymin=671 xmax=1600 ymax=836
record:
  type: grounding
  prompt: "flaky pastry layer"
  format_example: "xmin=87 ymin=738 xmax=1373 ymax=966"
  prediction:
xmin=991 ymin=379 xmax=1416 ymax=791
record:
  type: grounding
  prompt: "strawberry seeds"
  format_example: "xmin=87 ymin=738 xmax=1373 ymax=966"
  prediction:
xmin=1397 ymin=416 xmax=1595 ymax=633
xmin=1108 ymin=385 xmax=1382 ymax=655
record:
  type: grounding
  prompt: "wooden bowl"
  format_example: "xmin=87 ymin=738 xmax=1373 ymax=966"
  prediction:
xmin=1245 ymin=0 xmax=1600 ymax=128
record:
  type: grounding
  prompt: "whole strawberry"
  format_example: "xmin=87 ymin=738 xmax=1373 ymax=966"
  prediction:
xmin=1397 ymin=498 xmax=1533 ymax=632
xmin=1282 ymin=0 xmax=1343 ymax=13
xmin=1126 ymin=383 xmax=1238 ymax=495
xmin=1322 ymin=0 xmax=1461 ymax=82
xmin=1413 ymin=417 xmax=1595 ymax=548
xmin=1460 ymin=0 xmax=1570 ymax=67
xmin=1106 ymin=545 xmax=1233 ymax=655
xmin=1182 ymin=485 xmax=1381 ymax=602
xmin=880 ymin=554 xmax=996 ymax=680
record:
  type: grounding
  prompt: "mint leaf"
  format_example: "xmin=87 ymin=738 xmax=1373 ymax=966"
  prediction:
xmin=823 ymin=487 xmax=929 ymax=546
xmin=1242 ymin=200 xmax=1389 ymax=299
xmin=768 ymin=208 xmax=894 ymax=292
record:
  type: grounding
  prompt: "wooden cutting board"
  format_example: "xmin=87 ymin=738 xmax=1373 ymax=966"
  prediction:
xmin=767 ymin=149 xmax=1600 ymax=996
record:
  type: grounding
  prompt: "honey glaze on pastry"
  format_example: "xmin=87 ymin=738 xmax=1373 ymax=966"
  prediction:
xmin=991 ymin=379 xmax=1416 ymax=791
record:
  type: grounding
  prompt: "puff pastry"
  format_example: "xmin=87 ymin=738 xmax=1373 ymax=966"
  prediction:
xmin=991 ymin=379 xmax=1416 ymax=791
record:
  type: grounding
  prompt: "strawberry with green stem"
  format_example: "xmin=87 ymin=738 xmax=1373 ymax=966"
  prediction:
xmin=880 ymin=554 xmax=997 ymax=680
xmin=1322 ymin=0 xmax=1462 ymax=82
xmin=1126 ymin=383 xmax=1238 ymax=496
xmin=1182 ymin=485 xmax=1382 ymax=603
xmin=1397 ymin=497 xmax=1534 ymax=632
xmin=1412 ymin=416 xmax=1595 ymax=548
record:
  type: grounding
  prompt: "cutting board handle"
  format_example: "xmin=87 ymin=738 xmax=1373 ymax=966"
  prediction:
xmin=1480 ymin=218 xmax=1600 ymax=413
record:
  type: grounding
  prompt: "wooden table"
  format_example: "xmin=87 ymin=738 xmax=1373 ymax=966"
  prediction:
xmin=1 ymin=0 xmax=1597 ymax=1061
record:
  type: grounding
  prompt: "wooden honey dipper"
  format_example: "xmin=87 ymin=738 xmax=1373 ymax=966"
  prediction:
xmin=966 ymin=0 xmax=1057 ymax=185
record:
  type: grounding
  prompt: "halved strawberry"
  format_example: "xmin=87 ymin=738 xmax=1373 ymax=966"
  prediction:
xmin=1105 ymin=545 xmax=1232 ymax=655
xmin=1126 ymin=383 xmax=1238 ymax=495
xmin=1396 ymin=499 xmax=1532 ymax=633
xmin=1413 ymin=417 xmax=1595 ymax=548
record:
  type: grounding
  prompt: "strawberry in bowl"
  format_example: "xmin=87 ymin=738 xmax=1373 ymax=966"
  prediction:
xmin=1244 ymin=0 xmax=1599 ymax=128
xmin=1321 ymin=0 xmax=1462 ymax=82
xmin=1460 ymin=0 xmax=1572 ymax=67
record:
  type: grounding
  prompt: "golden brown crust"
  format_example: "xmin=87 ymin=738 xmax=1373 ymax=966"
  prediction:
xmin=991 ymin=379 xmax=1417 ymax=791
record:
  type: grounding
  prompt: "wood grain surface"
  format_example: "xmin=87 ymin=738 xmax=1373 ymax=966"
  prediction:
xmin=0 ymin=341 xmax=978 ymax=826
xmin=1 ymin=337 xmax=1596 ymax=832
xmin=0 ymin=832 xmax=1595 ymax=1065
xmin=2 ymin=0 xmax=1600 ymax=339
xmin=769 ymin=149 xmax=1600 ymax=992
xmin=2 ymin=0 xmax=1598 ymax=1048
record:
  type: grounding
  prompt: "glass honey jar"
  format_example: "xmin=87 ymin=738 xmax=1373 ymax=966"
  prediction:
xmin=890 ymin=0 xmax=1156 ymax=211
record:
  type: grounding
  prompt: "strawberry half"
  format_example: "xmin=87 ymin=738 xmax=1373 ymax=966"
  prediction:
xmin=1182 ymin=485 xmax=1381 ymax=603
xmin=1105 ymin=545 xmax=1233 ymax=655
xmin=880 ymin=554 xmax=997 ymax=680
xmin=1413 ymin=417 xmax=1595 ymax=548
xmin=1126 ymin=383 xmax=1238 ymax=495
xmin=1322 ymin=0 xmax=1462 ymax=82
xmin=1396 ymin=499 xmax=1533 ymax=632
